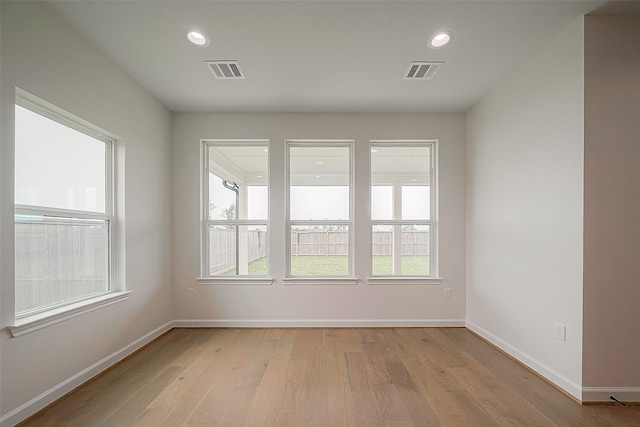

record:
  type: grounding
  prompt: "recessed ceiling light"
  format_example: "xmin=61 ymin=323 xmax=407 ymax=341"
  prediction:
xmin=411 ymin=178 xmax=418 ymax=182
xmin=186 ymin=29 xmax=209 ymax=47
xmin=315 ymin=175 xmax=321 ymax=178
xmin=371 ymin=149 xmax=378 ymax=153
xmin=256 ymin=175 xmax=263 ymax=178
xmin=429 ymin=30 xmax=454 ymax=49
xmin=315 ymin=161 xmax=324 ymax=165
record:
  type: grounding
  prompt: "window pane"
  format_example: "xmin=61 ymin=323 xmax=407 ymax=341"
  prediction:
xmin=248 ymin=186 xmax=268 ymax=220
xmin=402 ymin=186 xmax=430 ymax=220
xmin=371 ymin=145 xmax=431 ymax=220
xmin=207 ymin=144 xmax=268 ymax=221
xmin=372 ymin=224 xmax=430 ymax=276
xmin=15 ymin=215 xmax=109 ymax=314
xmin=15 ymin=105 xmax=107 ymax=213
xmin=208 ymin=174 xmax=239 ymax=221
xmin=289 ymin=145 xmax=350 ymax=220
xmin=371 ymin=186 xmax=393 ymax=220
xmin=290 ymin=186 xmax=349 ymax=220
xmin=208 ymin=225 xmax=268 ymax=276
xmin=290 ymin=225 xmax=349 ymax=276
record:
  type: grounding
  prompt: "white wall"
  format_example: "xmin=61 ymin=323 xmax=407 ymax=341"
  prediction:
xmin=583 ymin=15 xmax=640 ymax=401
xmin=9 ymin=2 xmax=636 ymax=424
xmin=0 ymin=2 xmax=173 ymax=424
xmin=172 ymin=113 xmax=466 ymax=325
xmin=466 ymin=19 xmax=585 ymax=398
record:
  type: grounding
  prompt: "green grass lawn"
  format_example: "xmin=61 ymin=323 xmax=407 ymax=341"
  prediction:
xmin=290 ymin=255 xmax=349 ymax=276
xmin=221 ymin=256 xmax=267 ymax=276
xmin=372 ymin=255 xmax=430 ymax=276
xmin=221 ymin=255 xmax=429 ymax=276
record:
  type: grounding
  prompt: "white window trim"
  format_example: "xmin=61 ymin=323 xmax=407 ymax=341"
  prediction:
xmin=201 ymin=140 xmax=271 ymax=280
xmin=282 ymin=277 xmax=358 ymax=286
xmin=197 ymin=277 xmax=274 ymax=285
xmin=15 ymin=94 xmax=114 ymax=145
xmin=369 ymin=140 xmax=439 ymax=279
xmin=8 ymin=291 xmax=132 ymax=337
xmin=366 ymin=277 xmax=442 ymax=286
xmin=14 ymin=89 xmax=123 ymax=322
xmin=285 ymin=140 xmax=356 ymax=280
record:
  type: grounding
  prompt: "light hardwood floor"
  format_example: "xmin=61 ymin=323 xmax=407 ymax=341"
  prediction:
xmin=19 ymin=328 xmax=640 ymax=426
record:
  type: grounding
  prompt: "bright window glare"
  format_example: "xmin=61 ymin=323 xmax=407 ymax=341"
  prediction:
xmin=402 ymin=186 xmax=430 ymax=220
xmin=208 ymin=175 xmax=236 ymax=220
xmin=371 ymin=186 xmax=393 ymax=220
xmin=290 ymin=186 xmax=349 ymax=220
xmin=15 ymin=105 xmax=106 ymax=213
xmin=248 ymin=186 xmax=268 ymax=220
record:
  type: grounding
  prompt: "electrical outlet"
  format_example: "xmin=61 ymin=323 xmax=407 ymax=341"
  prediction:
xmin=555 ymin=323 xmax=566 ymax=341
xmin=187 ymin=288 xmax=195 ymax=299
xmin=444 ymin=288 xmax=452 ymax=299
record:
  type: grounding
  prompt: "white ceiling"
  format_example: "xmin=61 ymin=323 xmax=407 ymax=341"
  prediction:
xmin=44 ymin=0 xmax=634 ymax=114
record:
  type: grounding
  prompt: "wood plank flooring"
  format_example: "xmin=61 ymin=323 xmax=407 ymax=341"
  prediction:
xmin=19 ymin=328 xmax=640 ymax=426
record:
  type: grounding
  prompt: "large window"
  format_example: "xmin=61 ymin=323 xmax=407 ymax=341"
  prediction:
xmin=15 ymin=97 xmax=114 ymax=316
xmin=202 ymin=141 xmax=269 ymax=277
xmin=287 ymin=141 xmax=353 ymax=277
xmin=370 ymin=142 xmax=436 ymax=277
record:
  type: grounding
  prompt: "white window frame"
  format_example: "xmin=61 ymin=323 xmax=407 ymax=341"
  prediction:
xmin=284 ymin=140 xmax=356 ymax=285
xmin=367 ymin=140 xmax=441 ymax=285
xmin=10 ymin=90 xmax=128 ymax=336
xmin=199 ymin=140 xmax=273 ymax=285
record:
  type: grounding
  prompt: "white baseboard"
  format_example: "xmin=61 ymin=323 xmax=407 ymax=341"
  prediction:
xmin=465 ymin=320 xmax=583 ymax=402
xmin=0 ymin=321 xmax=174 ymax=427
xmin=582 ymin=387 xmax=640 ymax=403
xmin=174 ymin=318 xmax=466 ymax=328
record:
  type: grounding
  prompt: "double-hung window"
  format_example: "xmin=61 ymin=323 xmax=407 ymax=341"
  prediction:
xmin=370 ymin=141 xmax=436 ymax=277
xmin=202 ymin=141 xmax=269 ymax=277
xmin=286 ymin=141 xmax=353 ymax=277
xmin=14 ymin=96 xmax=114 ymax=317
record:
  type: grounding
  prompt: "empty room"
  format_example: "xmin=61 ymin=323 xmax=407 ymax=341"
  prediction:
xmin=1 ymin=1 xmax=639 ymax=426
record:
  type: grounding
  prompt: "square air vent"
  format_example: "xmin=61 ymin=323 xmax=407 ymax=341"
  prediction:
xmin=205 ymin=60 xmax=245 ymax=79
xmin=404 ymin=61 xmax=443 ymax=80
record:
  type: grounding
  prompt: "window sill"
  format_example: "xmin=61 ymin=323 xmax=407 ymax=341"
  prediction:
xmin=366 ymin=277 xmax=443 ymax=285
xmin=8 ymin=291 xmax=132 ymax=337
xmin=282 ymin=277 xmax=358 ymax=286
xmin=197 ymin=277 xmax=274 ymax=286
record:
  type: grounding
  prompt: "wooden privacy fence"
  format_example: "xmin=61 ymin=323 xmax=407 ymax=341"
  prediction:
xmin=291 ymin=230 xmax=430 ymax=256
xmin=291 ymin=230 xmax=348 ymax=256
xmin=372 ymin=230 xmax=430 ymax=256
xmin=15 ymin=222 xmax=108 ymax=313
xmin=209 ymin=228 xmax=267 ymax=274
xmin=210 ymin=230 xmax=430 ymax=273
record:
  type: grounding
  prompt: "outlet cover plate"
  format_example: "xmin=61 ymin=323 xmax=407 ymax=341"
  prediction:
xmin=555 ymin=323 xmax=566 ymax=341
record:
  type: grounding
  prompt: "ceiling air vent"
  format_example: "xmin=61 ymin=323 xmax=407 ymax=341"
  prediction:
xmin=404 ymin=61 xmax=443 ymax=80
xmin=205 ymin=60 xmax=245 ymax=79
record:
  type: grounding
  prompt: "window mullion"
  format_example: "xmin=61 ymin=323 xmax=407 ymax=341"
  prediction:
xmin=15 ymin=205 xmax=110 ymax=221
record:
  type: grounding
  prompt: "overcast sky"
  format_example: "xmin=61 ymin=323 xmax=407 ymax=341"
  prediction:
xmin=210 ymin=175 xmax=430 ymax=222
